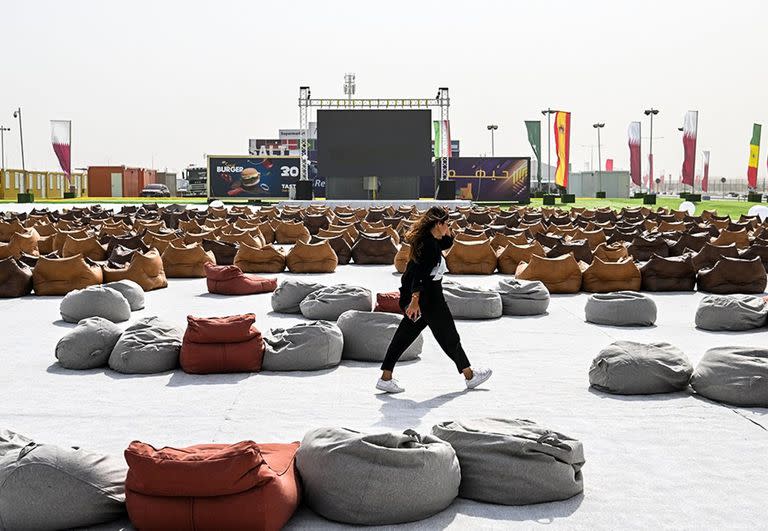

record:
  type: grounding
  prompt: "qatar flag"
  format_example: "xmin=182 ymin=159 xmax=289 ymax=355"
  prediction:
xmin=51 ymin=120 xmax=72 ymax=186
xmin=628 ymin=121 xmax=641 ymax=186
xmin=702 ymin=151 xmax=710 ymax=192
xmin=681 ymin=111 xmax=698 ymax=187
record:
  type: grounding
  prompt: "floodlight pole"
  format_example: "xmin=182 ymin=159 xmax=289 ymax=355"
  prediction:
xmin=0 ymin=126 xmax=9 ymax=181
xmin=593 ymin=123 xmax=605 ymax=194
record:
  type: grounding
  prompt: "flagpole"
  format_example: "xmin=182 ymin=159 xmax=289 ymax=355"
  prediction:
xmin=541 ymin=108 xmax=556 ymax=192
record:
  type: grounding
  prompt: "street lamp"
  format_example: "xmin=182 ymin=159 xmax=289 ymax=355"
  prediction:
xmin=12 ymin=107 xmax=26 ymax=197
xmin=541 ymin=109 xmax=557 ymax=190
xmin=0 ymin=126 xmax=9 ymax=181
xmin=486 ymin=125 xmax=498 ymax=157
xmin=593 ymin=123 xmax=605 ymax=197
xmin=643 ymin=108 xmax=659 ymax=193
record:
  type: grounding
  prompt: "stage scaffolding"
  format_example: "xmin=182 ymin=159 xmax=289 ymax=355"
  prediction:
xmin=298 ymin=86 xmax=450 ymax=182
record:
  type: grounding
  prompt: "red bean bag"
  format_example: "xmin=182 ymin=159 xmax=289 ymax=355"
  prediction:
xmin=125 ymin=440 xmax=300 ymax=531
xmin=204 ymin=262 xmax=277 ymax=296
xmin=180 ymin=314 xmax=264 ymax=374
xmin=375 ymin=291 xmax=404 ymax=314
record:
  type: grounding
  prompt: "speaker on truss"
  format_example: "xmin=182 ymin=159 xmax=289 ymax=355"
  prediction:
xmin=295 ymin=180 xmax=314 ymax=200
xmin=436 ymin=179 xmax=456 ymax=200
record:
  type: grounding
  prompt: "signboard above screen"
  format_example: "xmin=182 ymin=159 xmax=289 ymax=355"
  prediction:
xmin=317 ymin=110 xmax=432 ymax=178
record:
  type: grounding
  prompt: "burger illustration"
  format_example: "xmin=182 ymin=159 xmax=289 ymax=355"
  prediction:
xmin=240 ymin=168 xmax=261 ymax=190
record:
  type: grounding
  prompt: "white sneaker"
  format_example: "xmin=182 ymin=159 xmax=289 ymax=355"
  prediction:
xmin=465 ymin=367 xmax=492 ymax=389
xmin=376 ymin=378 xmax=405 ymax=394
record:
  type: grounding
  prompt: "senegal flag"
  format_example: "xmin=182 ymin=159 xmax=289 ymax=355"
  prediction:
xmin=748 ymin=123 xmax=761 ymax=189
xmin=554 ymin=111 xmax=571 ymax=189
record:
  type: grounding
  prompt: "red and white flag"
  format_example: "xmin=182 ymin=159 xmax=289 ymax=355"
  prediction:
xmin=605 ymin=159 xmax=614 ymax=172
xmin=702 ymin=151 xmax=710 ymax=192
xmin=51 ymin=120 xmax=72 ymax=185
xmin=681 ymin=111 xmax=698 ymax=187
xmin=628 ymin=121 xmax=641 ymax=186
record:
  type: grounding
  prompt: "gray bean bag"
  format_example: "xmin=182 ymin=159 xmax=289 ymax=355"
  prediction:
xmin=589 ymin=341 xmax=693 ymax=395
xmin=336 ymin=310 xmax=422 ymax=362
xmin=103 ymin=279 xmax=145 ymax=311
xmin=585 ymin=291 xmax=657 ymax=326
xmin=694 ymin=295 xmax=768 ymax=331
xmin=300 ymin=284 xmax=372 ymax=321
xmin=496 ymin=278 xmax=550 ymax=316
xmin=431 ymin=418 xmax=585 ymax=505
xmin=262 ymin=321 xmax=343 ymax=371
xmin=296 ymin=427 xmax=460 ymax=525
xmin=271 ymin=279 xmax=326 ymax=313
xmin=442 ymin=282 xmax=503 ymax=319
xmin=690 ymin=346 xmax=768 ymax=406
xmin=59 ymin=285 xmax=131 ymax=323
xmin=0 ymin=429 xmax=127 ymax=530
xmin=55 ymin=316 xmax=123 ymax=370
xmin=107 ymin=316 xmax=183 ymax=374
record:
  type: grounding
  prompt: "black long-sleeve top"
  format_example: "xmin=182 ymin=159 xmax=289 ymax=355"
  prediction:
xmin=399 ymin=234 xmax=453 ymax=304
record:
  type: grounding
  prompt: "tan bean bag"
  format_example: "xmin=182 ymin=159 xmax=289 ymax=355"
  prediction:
xmin=581 ymin=257 xmax=642 ymax=293
xmin=0 ymin=229 xmax=40 ymax=259
xmin=489 ymin=232 xmax=527 ymax=252
xmin=697 ymin=256 xmax=767 ymax=294
xmin=103 ymin=249 xmax=168 ymax=291
xmin=53 ymin=229 xmax=91 ymax=253
xmin=445 ymin=239 xmax=497 ymax=275
xmin=496 ymin=242 xmax=545 ymax=275
xmin=711 ymin=229 xmax=750 ymax=249
xmin=593 ymin=242 xmax=629 ymax=262
xmin=33 ymin=254 xmax=104 ymax=296
xmin=183 ymin=229 xmax=219 ymax=245
xmin=0 ymin=219 xmax=25 ymax=242
xmin=394 ymin=243 xmax=411 ymax=273
xmin=275 ymin=221 xmax=310 ymax=244
xmin=657 ymin=221 xmax=686 ymax=232
xmin=691 ymin=242 xmax=739 ymax=271
xmin=286 ymin=240 xmax=338 ymax=273
xmin=318 ymin=228 xmax=355 ymax=248
xmin=234 ymin=243 xmax=286 ymax=273
xmin=219 ymin=230 xmax=263 ymax=248
xmin=161 ymin=243 xmax=215 ymax=278
xmin=454 ymin=232 xmax=488 ymax=243
xmin=515 ymin=254 xmax=582 ymax=294
xmin=312 ymin=234 xmax=352 ymax=265
xmin=143 ymin=232 xmax=183 ymax=254
xmin=62 ymin=234 xmax=108 ymax=261
xmin=351 ymin=234 xmax=398 ymax=265
xmin=256 ymin=221 xmax=276 ymax=243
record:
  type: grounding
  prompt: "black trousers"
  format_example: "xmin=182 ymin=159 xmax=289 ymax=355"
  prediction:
xmin=381 ymin=283 xmax=471 ymax=373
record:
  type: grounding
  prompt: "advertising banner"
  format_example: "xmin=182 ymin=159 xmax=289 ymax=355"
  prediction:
xmin=438 ymin=157 xmax=530 ymax=202
xmin=208 ymin=155 xmax=301 ymax=198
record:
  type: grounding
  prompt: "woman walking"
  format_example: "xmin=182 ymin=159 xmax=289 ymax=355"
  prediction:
xmin=376 ymin=206 xmax=492 ymax=394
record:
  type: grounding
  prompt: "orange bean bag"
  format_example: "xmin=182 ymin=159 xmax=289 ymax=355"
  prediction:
xmin=515 ymin=253 xmax=582 ymax=294
xmin=161 ymin=243 xmax=215 ymax=278
xmin=180 ymin=314 xmax=264 ymax=374
xmin=234 ymin=243 xmax=286 ymax=273
xmin=204 ymin=263 xmax=277 ymax=295
xmin=375 ymin=291 xmax=404 ymax=314
xmin=61 ymin=234 xmax=108 ymax=261
xmin=53 ymin=229 xmax=91 ymax=253
xmin=711 ymin=228 xmax=750 ymax=249
xmin=351 ymin=233 xmax=398 ymax=265
xmin=0 ymin=229 xmax=40 ymax=259
xmin=580 ymin=257 xmax=642 ymax=293
xmin=125 ymin=440 xmax=300 ymax=531
xmin=275 ymin=221 xmax=310 ymax=244
xmin=286 ymin=240 xmax=338 ymax=273
xmin=103 ymin=249 xmax=168 ymax=291
xmin=593 ymin=242 xmax=630 ymax=262
xmin=32 ymin=254 xmax=103 ymax=296
xmin=0 ymin=219 xmax=25 ymax=242
xmin=496 ymin=242 xmax=545 ymax=275
xmin=445 ymin=239 xmax=497 ymax=274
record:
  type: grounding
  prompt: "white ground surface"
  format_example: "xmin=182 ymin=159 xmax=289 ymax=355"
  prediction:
xmin=1 ymin=206 xmax=767 ymax=529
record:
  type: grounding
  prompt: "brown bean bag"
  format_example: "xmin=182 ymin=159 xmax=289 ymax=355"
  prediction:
xmin=180 ymin=314 xmax=264 ymax=374
xmin=593 ymin=242 xmax=629 ymax=262
xmin=668 ymin=232 xmax=708 ymax=255
xmin=256 ymin=221 xmax=276 ymax=244
xmin=496 ymin=242 xmax=546 ymax=274
xmin=161 ymin=243 xmax=215 ymax=278
xmin=0 ymin=257 xmax=33 ymax=297
xmin=133 ymin=219 xmax=165 ymax=233
xmin=328 ymin=224 xmax=359 ymax=243
xmin=0 ymin=229 xmax=39 ymax=259
xmin=375 ymin=291 xmax=404 ymax=314
xmin=640 ymin=255 xmax=696 ymax=291
xmin=489 ymin=232 xmax=527 ymax=252
xmin=304 ymin=213 xmax=331 ymax=234
xmin=275 ymin=221 xmax=310 ymax=244
xmin=546 ymin=239 xmax=593 ymax=264
xmin=61 ymin=234 xmax=108 ymax=261
xmin=202 ymin=239 xmax=239 ymax=266
xmin=312 ymin=234 xmax=352 ymax=265
xmin=53 ymin=229 xmax=91 ymax=253
xmin=627 ymin=236 xmax=669 ymax=261
xmin=184 ymin=228 xmax=219 ymax=245
xmin=286 ymin=240 xmax=338 ymax=273
xmin=445 ymin=239 xmax=497 ymax=274
xmin=455 ymin=232 xmax=488 ymax=243
xmin=103 ymin=233 xmax=150 ymax=255
xmin=351 ymin=233 xmax=398 ymax=265
xmin=739 ymin=244 xmax=768 ymax=272
xmin=143 ymin=231 xmax=182 ymax=253
xmin=697 ymin=256 xmax=767 ymax=294
xmin=318 ymin=228 xmax=355 ymax=248
xmin=657 ymin=221 xmax=686 ymax=232
xmin=219 ymin=230 xmax=262 ymax=248
xmin=103 ymin=249 xmax=168 ymax=291
xmin=691 ymin=242 xmax=740 ymax=271
xmin=394 ymin=243 xmax=411 ymax=273
xmin=106 ymin=245 xmax=137 ymax=267
xmin=204 ymin=263 xmax=277 ymax=295
xmin=581 ymin=257 xmax=642 ymax=293
xmin=33 ymin=254 xmax=104 ymax=296
xmin=711 ymin=228 xmax=750 ymax=249
xmin=573 ymin=228 xmax=607 ymax=250
xmin=0 ymin=219 xmax=25 ymax=242
xmin=234 ymin=243 xmax=286 ymax=273
xmin=515 ymin=253 xmax=582 ymax=293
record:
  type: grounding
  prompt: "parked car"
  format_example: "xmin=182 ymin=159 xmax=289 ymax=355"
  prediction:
xmin=140 ymin=184 xmax=171 ymax=197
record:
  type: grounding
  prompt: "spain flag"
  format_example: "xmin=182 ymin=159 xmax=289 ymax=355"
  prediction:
xmin=748 ymin=123 xmax=761 ymax=188
xmin=554 ymin=111 xmax=571 ymax=189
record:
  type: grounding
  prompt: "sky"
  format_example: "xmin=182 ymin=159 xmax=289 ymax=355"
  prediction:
xmin=2 ymin=0 xmax=767 ymax=182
